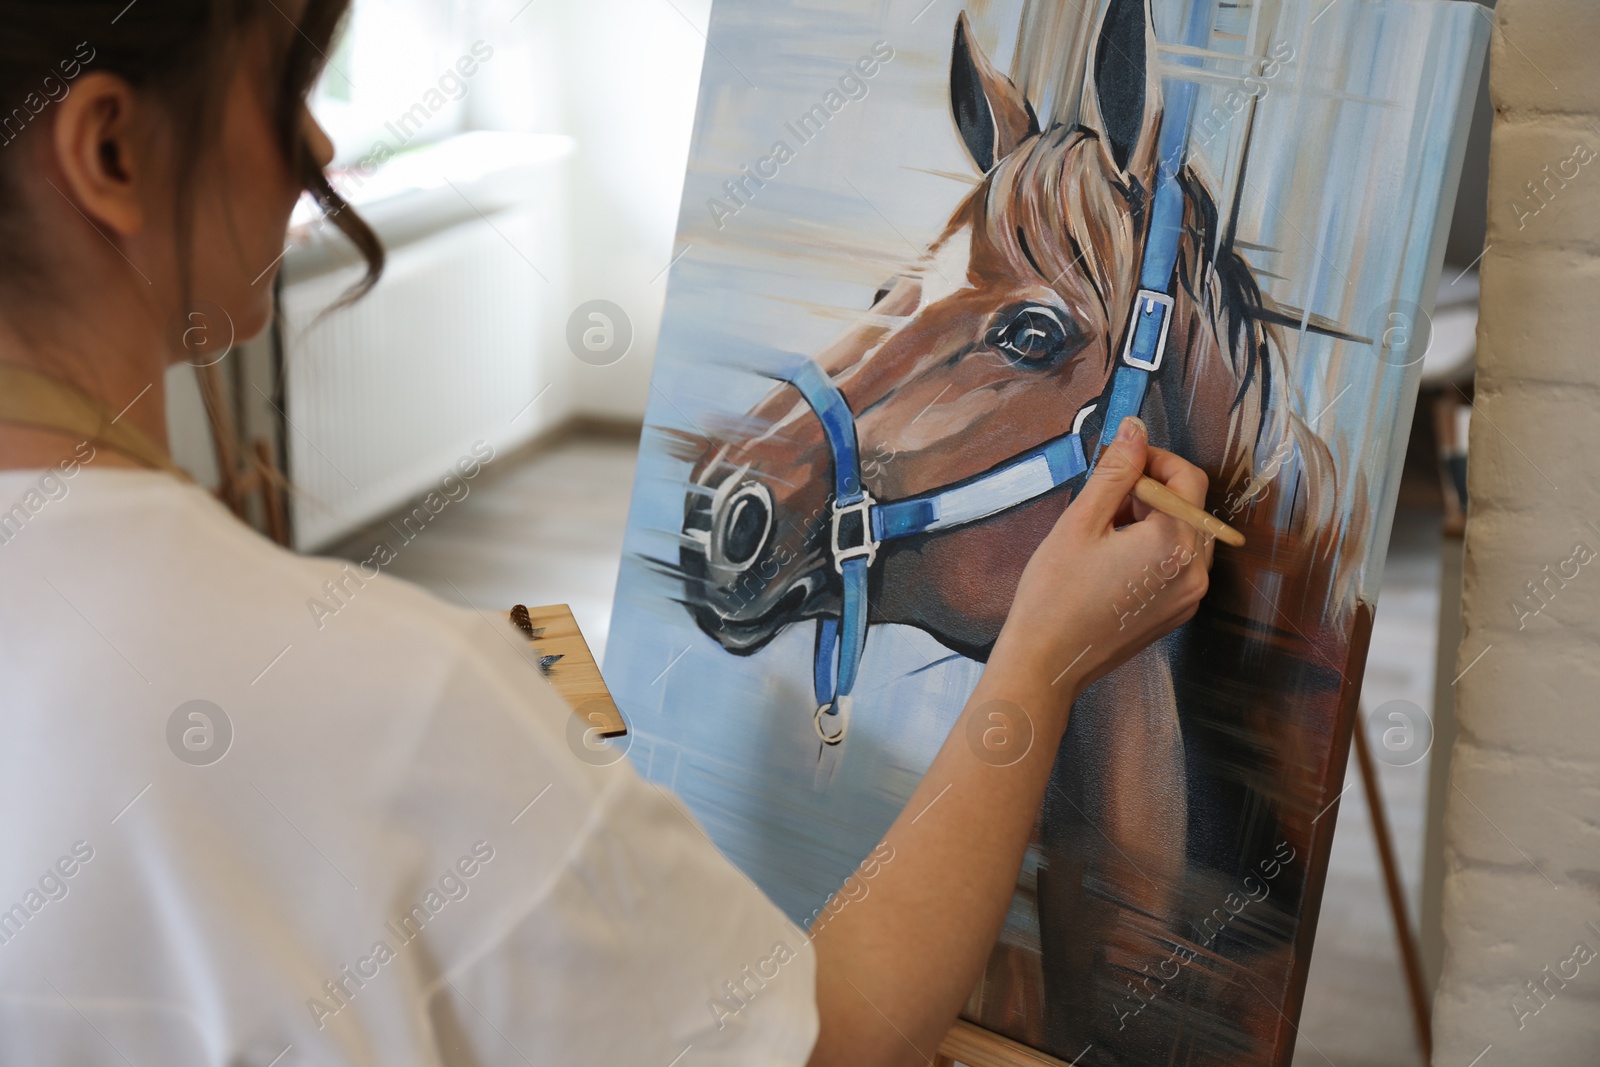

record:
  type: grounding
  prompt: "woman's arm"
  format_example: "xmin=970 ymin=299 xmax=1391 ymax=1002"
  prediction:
xmin=805 ymin=418 xmax=1214 ymax=1067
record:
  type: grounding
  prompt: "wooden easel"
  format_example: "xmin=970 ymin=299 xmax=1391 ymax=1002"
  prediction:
xmin=935 ymin=1019 xmax=1075 ymax=1066
xmin=194 ymin=360 xmax=291 ymax=546
xmin=930 ymin=713 xmax=1432 ymax=1067
xmin=1350 ymin=706 xmax=1432 ymax=1064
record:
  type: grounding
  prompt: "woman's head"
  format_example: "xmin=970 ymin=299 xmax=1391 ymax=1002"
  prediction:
xmin=0 ymin=0 xmax=381 ymax=359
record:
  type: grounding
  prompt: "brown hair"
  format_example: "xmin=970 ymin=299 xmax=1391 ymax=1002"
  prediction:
xmin=0 ymin=0 xmax=383 ymax=305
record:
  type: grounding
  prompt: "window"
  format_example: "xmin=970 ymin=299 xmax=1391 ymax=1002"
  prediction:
xmin=311 ymin=0 xmax=477 ymax=168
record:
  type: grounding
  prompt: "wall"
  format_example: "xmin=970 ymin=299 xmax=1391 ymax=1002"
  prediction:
xmin=1433 ymin=0 xmax=1600 ymax=1061
xmin=541 ymin=0 xmax=711 ymax=421
xmin=334 ymin=0 xmax=711 ymax=424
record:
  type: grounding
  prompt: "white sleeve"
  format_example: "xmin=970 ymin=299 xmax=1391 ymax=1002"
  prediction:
xmin=397 ymin=632 xmax=820 ymax=1067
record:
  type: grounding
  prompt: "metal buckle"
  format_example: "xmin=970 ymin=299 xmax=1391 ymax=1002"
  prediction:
xmin=830 ymin=492 xmax=878 ymax=574
xmin=1120 ymin=289 xmax=1174 ymax=373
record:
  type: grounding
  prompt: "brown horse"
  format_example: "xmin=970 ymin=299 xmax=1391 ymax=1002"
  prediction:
xmin=677 ymin=4 xmax=1363 ymax=1062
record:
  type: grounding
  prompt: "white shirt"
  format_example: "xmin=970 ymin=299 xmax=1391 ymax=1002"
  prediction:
xmin=0 ymin=468 xmax=817 ymax=1067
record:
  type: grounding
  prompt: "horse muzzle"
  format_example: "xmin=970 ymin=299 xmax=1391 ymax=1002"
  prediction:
xmin=680 ymin=471 xmax=827 ymax=653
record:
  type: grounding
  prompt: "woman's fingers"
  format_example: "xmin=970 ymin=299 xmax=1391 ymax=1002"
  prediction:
xmin=1138 ymin=508 xmax=1200 ymax=578
xmin=1072 ymin=418 xmax=1149 ymax=530
xmin=1110 ymin=496 xmax=1145 ymax=527
xmin=1003 ymin=435 xmax=1220 ymax=698
xmin=1142 ymin=445 xmax=1209 ymax=508
xmin=1131 ymin=446 xmax=1216 ymax=580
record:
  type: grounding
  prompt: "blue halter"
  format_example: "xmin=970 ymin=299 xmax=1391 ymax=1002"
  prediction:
xmin=787 ymin=361 xmax=1094 ymax=744
xmin=1093 ymin=5 xmax=1209 ymax=454
xmin=789 ymin=3 xmax=1211 ymax=746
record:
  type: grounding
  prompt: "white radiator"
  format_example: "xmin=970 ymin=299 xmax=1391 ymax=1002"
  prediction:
xmin=159 ymin=133 xmax=573 ymax=549
xmin=283 ymin=208 xmax=557 ymax=550
xmin=263 ymin=134 xmax=572 ymax=550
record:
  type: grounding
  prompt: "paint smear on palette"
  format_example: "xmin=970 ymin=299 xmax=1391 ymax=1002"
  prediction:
xmin=606 ymin=1 xmax=1485 ymax=1062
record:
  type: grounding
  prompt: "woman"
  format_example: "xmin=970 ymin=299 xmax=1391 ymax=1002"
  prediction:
xmin=0 ymin=2 xmax=1212 ymax=1065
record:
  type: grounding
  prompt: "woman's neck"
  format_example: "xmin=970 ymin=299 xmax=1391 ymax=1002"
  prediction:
xmin=0 ymin=310 xmax=171 ymax=473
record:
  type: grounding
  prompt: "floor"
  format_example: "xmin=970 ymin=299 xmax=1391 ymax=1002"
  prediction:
xmin=327 ymin=432 xmax=640 ymax=666
xmin=329 ymin=433 xmax=1444 ymax=1067
xmin=1292 ymin=507 xmax=1441 ymax=1067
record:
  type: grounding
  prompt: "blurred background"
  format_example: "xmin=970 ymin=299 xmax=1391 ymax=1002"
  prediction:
xmin=169 ymin=0 xmax=713 ymax=551
xmin=163 ymin=1 xmax=1493 ymax=1064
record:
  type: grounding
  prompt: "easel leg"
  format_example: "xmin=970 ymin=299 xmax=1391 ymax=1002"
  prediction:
xmin=195 ymin=361 xmax=245 ymax=516
xmin=1352 ymin=713 xmax=1432 ymax=1064
xmin=254 ymin=438 xmax=290 ymax=546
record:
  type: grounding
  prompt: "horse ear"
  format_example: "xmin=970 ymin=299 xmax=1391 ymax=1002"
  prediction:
xmin=1085 ymin=0 xmax=1163 ymax=179
xmin=950 ymin=12 xmax=1039 ymax=174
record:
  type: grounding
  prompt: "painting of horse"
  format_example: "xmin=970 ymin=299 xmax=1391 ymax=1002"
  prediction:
xmin=606 ymin=1 xmax=1485 ymax=1062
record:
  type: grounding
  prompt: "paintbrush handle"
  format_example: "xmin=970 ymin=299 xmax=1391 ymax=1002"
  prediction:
xmin=1133 ymin=476 xmax=1247 ymax=548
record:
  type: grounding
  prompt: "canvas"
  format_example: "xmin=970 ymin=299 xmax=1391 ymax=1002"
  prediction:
xmin=604 ymin=0 xmax=1486 ymax=1062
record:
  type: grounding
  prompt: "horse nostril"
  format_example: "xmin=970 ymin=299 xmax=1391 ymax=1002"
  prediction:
xmin=719 ymin=485 xmax=770 ymax=567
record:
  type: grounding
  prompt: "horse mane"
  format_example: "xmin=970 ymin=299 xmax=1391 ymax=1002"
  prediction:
xmin=968 ymin=122 xmax=1362 ymax=616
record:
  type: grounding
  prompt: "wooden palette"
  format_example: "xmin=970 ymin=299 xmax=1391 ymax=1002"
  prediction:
xmin=508 ymin=603 xmax=626 ymax=738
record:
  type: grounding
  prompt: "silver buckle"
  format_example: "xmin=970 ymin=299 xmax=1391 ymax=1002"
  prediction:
xmin=1120 ymin=289 xmax=1174 ymax=373
xmin=830 ymin=492 xmax=878 ymax=574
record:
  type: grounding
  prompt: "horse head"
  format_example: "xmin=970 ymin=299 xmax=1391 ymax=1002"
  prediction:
xmin=679 ymin=3 xmax=1344 ymax=665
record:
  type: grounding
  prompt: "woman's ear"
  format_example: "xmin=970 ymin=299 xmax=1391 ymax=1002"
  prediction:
xmin=49 ymin=71 xmax=147 ymax=238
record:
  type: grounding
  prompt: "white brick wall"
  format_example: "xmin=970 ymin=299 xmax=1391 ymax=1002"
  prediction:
xmin=1433 ymin=1 xmax=1600 ymax=1062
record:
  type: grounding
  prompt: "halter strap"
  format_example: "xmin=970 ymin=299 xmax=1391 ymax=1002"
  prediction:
xmin=784 ymin=362 xmax=1092 ymax=739
xmin=786 ymin=362 xmax=871 ymax=734
xmin=1095 ymin=3 xmax=1212 ymax=454
xmin=871 ymin=419 xmax=1091 ymax=540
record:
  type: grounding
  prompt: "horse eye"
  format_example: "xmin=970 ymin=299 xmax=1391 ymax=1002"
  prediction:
xmin=988 ymin=305 xmax=1076 ymax=366
xmin=872 ymin=278 xmax=898 ymax=306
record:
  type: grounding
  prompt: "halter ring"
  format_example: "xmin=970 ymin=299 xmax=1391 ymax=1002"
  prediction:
xmin=814 ymin=696 xmax=852 ymax=746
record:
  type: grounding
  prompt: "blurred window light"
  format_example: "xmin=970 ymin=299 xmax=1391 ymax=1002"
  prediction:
xmin=311 ymin=0 xmax=477 ymax=168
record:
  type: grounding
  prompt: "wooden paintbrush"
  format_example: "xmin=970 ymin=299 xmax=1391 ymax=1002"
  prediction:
xmin=1133 ymin=476 xmax=1247 ymax=548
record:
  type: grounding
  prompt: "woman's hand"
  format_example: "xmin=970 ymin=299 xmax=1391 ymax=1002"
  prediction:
xmin=990 ymin=415 xmax=1215 ymax=712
